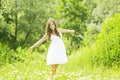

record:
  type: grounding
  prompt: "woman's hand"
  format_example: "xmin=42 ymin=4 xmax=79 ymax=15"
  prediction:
xmin=70 ymin=30 xmax=75 ymax=35
xmin=28 ymin=46 xmax=33 ymax=53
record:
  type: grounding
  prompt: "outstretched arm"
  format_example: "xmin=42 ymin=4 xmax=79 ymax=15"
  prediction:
xmin=58 ymin=28 xmax=75 ymax=34
xmin=30 ymin=33 xmax=48 ymax=50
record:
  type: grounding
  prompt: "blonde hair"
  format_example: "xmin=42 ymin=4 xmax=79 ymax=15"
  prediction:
xmin=46 ymin=18 xmax=60 ymax=40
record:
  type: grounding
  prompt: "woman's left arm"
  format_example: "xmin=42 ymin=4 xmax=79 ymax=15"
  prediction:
xmin=58 ymin=28 xmax=75 ymax=34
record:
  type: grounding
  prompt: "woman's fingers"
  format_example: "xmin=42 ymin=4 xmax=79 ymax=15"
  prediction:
xmin=71 ymin=30 xmax=75 ymax=35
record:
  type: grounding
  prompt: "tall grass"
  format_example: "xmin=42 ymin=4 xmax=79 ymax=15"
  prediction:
xmin=0 ymin=48 xmax=120 ymax=80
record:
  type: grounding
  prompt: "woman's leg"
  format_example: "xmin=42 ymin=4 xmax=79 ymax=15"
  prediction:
xmin=50 ymin=64 xmax=59 ymax=80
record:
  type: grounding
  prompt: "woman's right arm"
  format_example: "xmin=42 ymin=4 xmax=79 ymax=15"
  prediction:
xmin=30 ymin=33 xmax=48 ymax=50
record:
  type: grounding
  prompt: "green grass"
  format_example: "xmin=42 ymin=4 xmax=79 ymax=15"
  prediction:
xmin=0 ymin=51 xmax=120 ymax=80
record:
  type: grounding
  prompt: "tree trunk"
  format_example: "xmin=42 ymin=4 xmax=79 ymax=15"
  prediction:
xmin=14 ymin=0 xmax=18 ymax=49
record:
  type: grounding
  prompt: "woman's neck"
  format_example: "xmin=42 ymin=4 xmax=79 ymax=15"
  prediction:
xmin=52 ymin=30 xmax=56 ymax=34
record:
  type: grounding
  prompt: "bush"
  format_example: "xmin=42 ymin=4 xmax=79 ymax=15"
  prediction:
xmin=0 ymin=43 xmax=27 ymax=66
xmin=78 ymin=13 xmax=120 ymax=67
xmin=95 ymin=13 xmax=120 ymax=67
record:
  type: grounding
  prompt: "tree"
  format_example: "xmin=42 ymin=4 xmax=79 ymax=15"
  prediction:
xmin=56 ymin=0 xmax=89 ymax=52
xmin=0 ymin=0 xmax=57 ymax=49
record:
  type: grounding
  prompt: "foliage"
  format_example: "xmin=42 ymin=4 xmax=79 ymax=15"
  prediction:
xmin=95 ymin=13 xmax=120 ymax=66
xmin=79 ymin=13 xmax=120 ymax=67
xmin=56 ymin=0 xmax=90 ymax=53
xmin=0 ymin=43 xmax=27 ymax=66
xmin=87 ymin=0 xmax=120 ymax=24
xmin=83 ymin=23 xmax=100 ymax=46
xmin=82 ymin=0 xmax=120 ymax=47
xmin=0 ymin=0 xmax=56 ymax=49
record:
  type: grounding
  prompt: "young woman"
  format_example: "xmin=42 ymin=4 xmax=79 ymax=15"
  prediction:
xmin=30 ymin=18 xmax=75 ymax=80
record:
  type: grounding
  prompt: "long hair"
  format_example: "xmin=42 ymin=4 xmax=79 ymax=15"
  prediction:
xmin=46 ymin=18 xmax=60 ymax=40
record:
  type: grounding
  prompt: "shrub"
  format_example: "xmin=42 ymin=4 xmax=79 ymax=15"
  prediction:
xmin=95 ymin=13 xmax=120 ymax=67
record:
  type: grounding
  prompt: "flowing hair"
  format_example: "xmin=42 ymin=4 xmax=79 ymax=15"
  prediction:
xmin=45 ymin=18 xmax=60 ymax=40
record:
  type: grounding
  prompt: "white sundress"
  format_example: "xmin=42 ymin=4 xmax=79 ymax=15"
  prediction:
xmin=47 ymin=33 xmax=68 ymax=65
